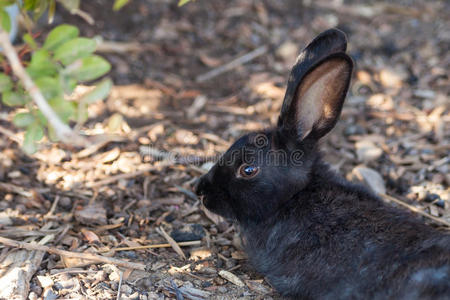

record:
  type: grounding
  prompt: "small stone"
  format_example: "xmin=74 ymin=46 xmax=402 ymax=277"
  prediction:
xmin=276 ymin=41 xmax=298 ymax=62
xmin=171 ymin=224 xmax=205 ymax=242
xmin=379 ymin=68 xmax=404 ymax=88
xmin=7 ymin=170 xmax=21 ymax=178
xmin=137 ymin=199 xmax=151 ymax=208
xmin=37 ymin=275 xmax=54 ymax=289
xmin=344 ymin=124 xmax=366 ymax=136
xmin=411 ymin=185 xmax=427 ymax=200
xmin=356 ymin=70 xmax=372 ymax=85
xmin=366 ymin=94 xmax=394 ymax=110
xmin=424 ymin=193 xmax=440 ymax=203
xmin=28 ymin=292 xmax=38 ymax=300
xmin=355 ymin=140 xmax=383 ymax=162
xmin=0 ymin=212 xmax=12 ymax=225
xmin=43 ymin=289 xmax=58 ymax=300
xmin=351 ymin=166 xmax=386 ymax=195
xmin=175 ymin=129 xmax=199 ymax=145
xmin=120 ymin=284 xmax=133 ymax=295
xmin=59 ymin=197 xmax=72 ymax=209
xmin=413 ymin=89 xmax=435 ymax=99
xmin=74 ymin=204 xmax=107 ymax=225
xmin=434 ymin=199 xmax=446 ymax=209
xmin=217 ymin=286 xmax=228 ymax=293
xmin=429 ymin=205 xmax=440 ymax=217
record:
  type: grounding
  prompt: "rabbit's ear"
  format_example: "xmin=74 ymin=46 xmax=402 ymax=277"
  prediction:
xmin=278 ymin=29 xmax=353 ymax=141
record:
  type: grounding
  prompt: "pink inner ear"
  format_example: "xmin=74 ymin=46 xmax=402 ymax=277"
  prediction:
xmin=294 ymin=58 xmax=350 ymax=139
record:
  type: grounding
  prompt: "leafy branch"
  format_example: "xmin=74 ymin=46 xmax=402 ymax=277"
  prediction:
xmin=0 ymin=1 xmax=114 ymax=153
xmin=0 ymin=28 xmax=89 ymax=149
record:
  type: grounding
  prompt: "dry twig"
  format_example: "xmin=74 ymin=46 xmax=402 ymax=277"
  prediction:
xmin=0 ymin=182 xmax=33 ymax=198
xmin=0 ymin=236 xmax=146 ymax=270
xmin=381 ymin=194 xmax=450 ymax=228
xmin=156 ymin=227 xmax=186 ymax=260
xmin=196 ymin=45 xmax=268 ymax=82
xmin=0 ymin=125 xmax=22 ymax=144
xmin=97 ymin=41 xmax=159 ymax=53
xmin=116 ymin=270 xmax=124 ymax=300
xmin=87 ymin=165 xmax=163 ymax=188
xmin=108 ymin=241 xmax=201 ymax=252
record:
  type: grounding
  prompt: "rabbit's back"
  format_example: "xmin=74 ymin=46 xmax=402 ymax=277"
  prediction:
xmin=241 ymin=168 xmax=450 ymax=299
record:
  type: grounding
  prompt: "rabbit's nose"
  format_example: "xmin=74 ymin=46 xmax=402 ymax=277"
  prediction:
xmin=194 ymin=174 xmax=210 ymax=195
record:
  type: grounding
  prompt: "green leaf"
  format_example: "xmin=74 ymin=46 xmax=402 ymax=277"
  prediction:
xmin=113 ymin=0 xmax=130 ymax=11
xmin=43 ymin=24 xmax=79 ymax=51
xmin=61 ymin=76 xmax=77 ymax=94
xmin=178 ymin=0 xmax=193 ymax=6
xmin=66 ymin=55 xmax=111 ymax=81
xmin=25 ymin=0 xmax=48 ymax=21
xmin=54 ymin=37 xmax=96 ymax=65
xmin=27 ymin=49 xmax=58 ymax=78
xmin=48 ymin=97 xmax=76 ymax=122
xmin=0 ymin=9 xmax=11 ymax=32
xmin=23 ymin=33 xmax=38 ymax=50
xmin=76 ymin=79 xmax=112 ymax=125
xmin=79 ymin=78 xmax=112 ymax=104
xmin=0 ymin=1 xmax=16 ymax=8
xmin=36 ymin=110 xmax=48 ymax=125
xmin=23 ymin=122 xmax=44 ymax=154
xmin=57 ymin=0 xmax=80 ymax=12
xmin=13 ymin=112 xmax=35 ymax=128
xmin=47 ymin=124 xmax=59 ymax=142
xmin=24 ymin=0 xmax=39 ymax=11
xmin=0 ymin=73 xmax=13 ymax=92
xmin=35 ymin=77 xmax=62 ymax=99
xmin=2 ymin=91 xmax=27 ymax=106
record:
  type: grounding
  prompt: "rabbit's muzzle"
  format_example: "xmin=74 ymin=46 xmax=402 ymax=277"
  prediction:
xmin=194 ymin=171 xmax=233 ymax=218
xmin=194 ymin=173 xmax=212 ymax=205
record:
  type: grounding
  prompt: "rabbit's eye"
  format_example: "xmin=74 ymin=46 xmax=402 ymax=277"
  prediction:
xmin=238 ymin=164 xmax=260 ymax=178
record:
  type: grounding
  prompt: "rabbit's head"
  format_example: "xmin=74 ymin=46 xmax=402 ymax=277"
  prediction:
xmin=195 ymin=29 xmax=353 ymax=222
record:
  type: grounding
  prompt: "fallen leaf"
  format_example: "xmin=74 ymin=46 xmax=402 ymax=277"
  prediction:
xmin=218 ymin=270 xmax=244 ymax=287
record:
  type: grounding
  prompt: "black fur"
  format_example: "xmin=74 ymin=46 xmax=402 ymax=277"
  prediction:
xmin=195 ymin=29 xmax=450 ymax=299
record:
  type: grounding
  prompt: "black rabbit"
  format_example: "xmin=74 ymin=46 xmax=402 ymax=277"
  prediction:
xmin=195 ymin=28 xmax=450 ymax=299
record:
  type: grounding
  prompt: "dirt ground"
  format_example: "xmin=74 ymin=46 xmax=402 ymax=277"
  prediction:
xmin=0 ymin=0 xmax=449 ymax=299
